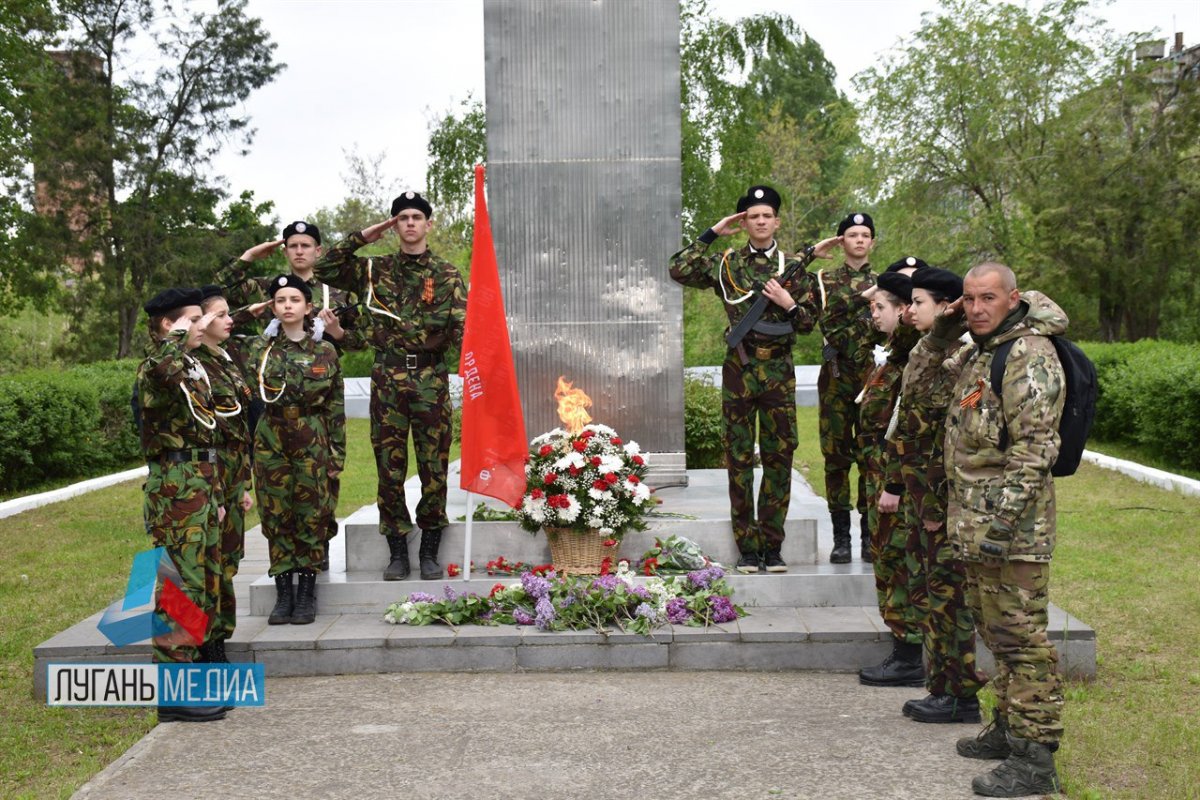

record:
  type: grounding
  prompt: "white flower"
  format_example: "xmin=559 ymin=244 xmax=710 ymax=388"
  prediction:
xmin=586 ymin=514 xmax=605 ymax=528
xmin=598 ymin=454 xmax=624 ymax=473
xmin=559 ymin=495 xmax=581 ymax=522
xmin=599 ymin=527 xmax=615 ymax=537
xmin=384 ymin=612 xmax=397 ymax=624
xmin=588 ymin=488 xmax=605 ymax=501
xmin=531 ymin=428 xmax=567 ymax=446
xmin=585 ymin=423 xmax=616 ymax=436
xmin=623 ymin=441 xmax=641 ymax=456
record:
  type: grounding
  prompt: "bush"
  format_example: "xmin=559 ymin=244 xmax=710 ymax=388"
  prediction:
xmin=683 ymin=374 xmax=724 ymax=469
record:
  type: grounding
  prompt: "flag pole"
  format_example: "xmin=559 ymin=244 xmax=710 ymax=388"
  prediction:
xmin=463 ymin=490 xmax=474 ymax=582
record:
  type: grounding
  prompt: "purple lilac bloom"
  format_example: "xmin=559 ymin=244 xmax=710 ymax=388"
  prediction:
xmin=666 ymin=597 xmax=691 ymax=625
xmin=443 ymin=585 xmax=460 ymax=601
xmin=631 ymin=585 xmax=651 ymax=600
xmin=709 ymin=595 xmax=738 ymax=624
xmin=634 ymin=603 xmax=658 ymax=621
xmin=521 ymin=571 xmax=552 ymax=599
xmin=409 ymin=592 xmax=437 ymax=604
xmin=591 ymin=574 xmax=619 ymax=592
xmin=535 ymin=596 xmax=557 ymax=630
xmin=513 ymin=608 xmax=535 ymax=626
xmin=686 ymin=569 xmax=711 ymax=589
xmin=558 ymin=593 xmax=576 ymax=609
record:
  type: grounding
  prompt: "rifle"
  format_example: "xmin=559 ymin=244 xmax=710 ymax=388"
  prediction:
xmin=724 ymin=245 xmax=816 ymax=359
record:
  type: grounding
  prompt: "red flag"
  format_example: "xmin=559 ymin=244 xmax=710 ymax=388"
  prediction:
xmin=458 ymin=164 xmax=528 ymax=507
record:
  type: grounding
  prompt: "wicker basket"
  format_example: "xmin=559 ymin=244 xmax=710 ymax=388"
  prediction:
xmin=544 ymin=527 xmax=617 ymax=575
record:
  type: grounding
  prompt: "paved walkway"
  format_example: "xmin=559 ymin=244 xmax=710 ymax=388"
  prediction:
xmin=74 ymin=672 xmax=991 ymax=800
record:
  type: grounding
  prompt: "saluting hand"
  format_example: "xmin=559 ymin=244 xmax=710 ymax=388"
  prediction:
xmin=861 ymin=284 xmax=879 ymax=300
xmin=247 ymin=301 xmax=273 ymax=319
xmin=941 ymin=296 xmax=964 ymax=318
xmin=812 ymin=236 xmax=842 ymax=260
xmin=240 ymin=239 xmax=284 ymax=262
xmin=196 ymin=310 xmax=221 ymax=332
xmin=362 ymin=215 xmax=401 ymax=244
xmin=711 ymin=212 xmax=746 ymax=237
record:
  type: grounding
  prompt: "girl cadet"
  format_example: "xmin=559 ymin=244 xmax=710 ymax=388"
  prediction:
xmin=194 ymin=285 xmax=254 ymax=661
xmin=890 ymin=267 xmax=986 ymax=725
xmin=137 ymin=286 xmax=225 ymax=723
xmin=856 ymin=261 xmax=928 ymax=690
xmin=243 ymin=274 xmax=344 ymax=626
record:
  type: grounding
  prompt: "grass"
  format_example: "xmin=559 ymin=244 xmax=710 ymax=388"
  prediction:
xmin=3 ymin=406 xmax=1198 ymax=798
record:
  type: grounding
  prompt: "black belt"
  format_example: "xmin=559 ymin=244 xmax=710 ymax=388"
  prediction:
xmin=740 ymin=341 xmax=791 ymax=360
xmin=377 ymin=351 xmax=440 ymax=370
xmin=265 ymin=404 xmax=303 ymax=420
xmin=159 ymin=448 xmax=218 ymax=464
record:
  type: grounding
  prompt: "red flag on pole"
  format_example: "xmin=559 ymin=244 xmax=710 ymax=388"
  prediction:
xmin=458 ymin=164 xmax=528 ymax=507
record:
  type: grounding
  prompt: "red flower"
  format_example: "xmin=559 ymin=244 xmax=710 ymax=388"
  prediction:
xmin=632 ymin=455 xmax=645 ymax=466
xmin=610 ymin=437 xmax=622 ymax=446
xmin=591 ymin=456 xmax=602 ymax=467
xmin=599 ymin=557 xmax=612 ymax=576
xmin=569 ymin=465 xmax=580 ymax=476
xmin=627 ymin=475 xmax=640 ymax=484
xmin=539 ymin=444 xmax=554 ymax=456
xmin=530 ymin=488 xmax=544 ymax=500
xmin=573 ymin=440 xmax=588 ymax=452
xmin=593 ymin=479 xmax=609 ymax=491
xmin=532 ymin=563 xmax=553 ymax=576
xmin=580 ymin=430 xmax=594 ymax=439
xmin=489 ymin=583 xmax=505 ymax=597
xmin=604 ymin=472 xmax=619 ymax=484
xmin=602 ymin=538 xmax=618 ymax=548
xmin=642 ymin=557 xmax=658 ymax=576
xmin=447 ymin=563 xmax=461 ymax=577
xmin=544 ymin=472 xmax=557 ymax=484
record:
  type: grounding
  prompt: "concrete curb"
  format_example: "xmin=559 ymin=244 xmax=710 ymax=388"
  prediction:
xmin=0 ymin=466 xmax=147 ymax=520
xmin=1081 ymin=449 xmax=1200 ymax=497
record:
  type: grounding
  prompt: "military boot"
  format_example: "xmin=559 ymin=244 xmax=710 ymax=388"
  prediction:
xmin=157 ymin=705 xmax=227 ymax=724
xmin=830 ymin=510 xmax=852 ymax=564
xmin=267 ymin=571 xmax=294 ymax=625
xmin=291 ymin=570 xmax=317 ymax=625
xmin=971 ymin=732 xmax=1060 ymax=797
xmin=859 ymin=638 xmax=925 ymax=687
xmin=957 ymin=711 xmax=1012 ymax=760
xmin=860 ymin=515 xmax=873 ymax=563
xmin=383 ymin=534 xmax=410 ymax=581
xmin=205 ymin=639 xmax=229 ymax=664
xmin=419 ymin=528 xmax=444 ymax=581
xmin=909 ymin=692 xmax=982 ymax=724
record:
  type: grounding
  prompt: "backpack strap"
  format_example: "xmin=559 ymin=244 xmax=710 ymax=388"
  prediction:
xmin=990 ymin=339 xmax=1017 ymax=451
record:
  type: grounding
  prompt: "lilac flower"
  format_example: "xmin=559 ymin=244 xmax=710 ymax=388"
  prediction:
xmin=521 ymin=572 xmax=552 ymax=599
xmin=631 ymin=585 xmax=651 ymax=601
xmin=634 ymin=603 xmax=658 ymax=622
xmin=666 ymin=597 xmax=691 ymax=625
xmin=408 ymin=592 xmax=436 ymax=604
xmin=535 ymin=596 xmax=557 ymax=630
xmin=558 ymin=593 xmax=576 ymax=609
xmin=513 ymin=608 xmax=535 ymax=626
xmin=591 ymin=574 xmax=619 ymax=592
xmin=687 ymin=565 xmax=726 ymax=589
xmin=709 ymin=595 xmax=738 ymax=624
xmin=443 ymin=585 xmax=460 ymax=601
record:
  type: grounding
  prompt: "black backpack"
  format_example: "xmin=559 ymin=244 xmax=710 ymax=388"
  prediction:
xmin=990 ymin=335 xmax=1097 ymax=477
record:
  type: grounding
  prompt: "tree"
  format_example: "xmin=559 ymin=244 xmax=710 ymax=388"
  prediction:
xmin=23 ymin=0 xmax=284 ymax=359
xmin=309 ymin=147 xmax=406 ymax=242
xmin=425 ymin=94 xmax=486 ymax=258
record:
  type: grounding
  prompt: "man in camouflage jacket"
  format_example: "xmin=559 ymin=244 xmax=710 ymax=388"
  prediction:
xmin=315 ymin=192 xmax=466 ymax=582
xmin=943 ymin=262 xmax=1066 ymax=798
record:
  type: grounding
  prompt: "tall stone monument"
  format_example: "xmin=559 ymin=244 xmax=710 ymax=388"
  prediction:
xmin=483 ymin=0 xmax=687 ymax=486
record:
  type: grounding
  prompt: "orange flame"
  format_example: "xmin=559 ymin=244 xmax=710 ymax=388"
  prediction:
xmin=555 ymin=376 xmax=592 ymax=434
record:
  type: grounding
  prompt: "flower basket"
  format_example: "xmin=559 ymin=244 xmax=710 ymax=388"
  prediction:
xmin=545 ymin=527 xmax=614 ymax=576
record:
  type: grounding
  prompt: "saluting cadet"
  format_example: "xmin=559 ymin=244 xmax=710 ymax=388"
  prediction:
xmin=805 ymin=212 xmax=885 ymax=563
xmin=315 ymin=192 xmax=466 ymax=582
xmin=855 ymin=261 xmax=927 ymax=689
xmin=193 ymin=285 xmax=254 ymax=662
xmin=669 ymin=185 xmax=819 ymax=574
xmin=137 ymin=287 xmax=225 ymax=723
xmin=243 ymin=275 xmax=344 ymax=625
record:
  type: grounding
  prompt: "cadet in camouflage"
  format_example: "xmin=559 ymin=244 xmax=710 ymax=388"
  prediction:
xmin=243 ymin=275 xmax=345 ymax=625
xmin=800 ymin=212 xmax=885 ymax=563
xmin=136 ymin=290 xmax=223 ymax=687
xmin=670 ymin=185 xmax=818 ymax=574
xmin=315 ymin=192 xmax=466 ymax=582
xmin=943 ymin=262 xmax=1066 ymax=797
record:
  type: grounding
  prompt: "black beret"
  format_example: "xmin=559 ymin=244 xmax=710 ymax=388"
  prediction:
xmin=269 ymin=273 xmax=313 ymax=301
xmin=282 ymin=220 xmax=321 ymax=244
xmin=876 ymin=272 xmax=912 ymax=304
xmin=736 ymin=184 xmax=782 ymax=213
xmin=910 ymin=267 xmax=963 ymax=301
xmin=144 ymin=287 xmax=202 ymax=316
xmin=836 ymin=211 xmax=875 ymax=237
xmin=886 ymin=256 xmax=929 ymax=273
xmin=199 ymin=284 xmax=224 ymax=300
xmin=391 ymin=191 xmax=433 ymax=218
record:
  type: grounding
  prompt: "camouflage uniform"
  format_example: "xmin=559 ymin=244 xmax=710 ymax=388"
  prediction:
xmin=137 ymin=331 xmax=222 ymax=664
xmin=898 ymin=322 xmax=986 ymax=699
xmin=857 ymin=325 xmax=926 ymax=645
xmin=944 ymin=291 xmax=1067 ymax=744
xmin=315 ymin=233 xmax=466 ymax=540
xmin=243 ymin=331 xmax=344 ymax=575
xmin=670 ymin=237 xmax=816 ymax=556
xmin=802 ymin=264 xmax=883 ymax=515
xmin=193 ymin=343 xmax=253 ymax=644
xmin=217 ymin=258 xmax=364 ymax=548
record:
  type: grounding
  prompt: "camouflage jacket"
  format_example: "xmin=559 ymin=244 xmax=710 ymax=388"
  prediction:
xmin=136 ymin=331 xmax=219 ymax=459
xmin=193 ymin=343 xmax=253 ymax=485
xmin=216 ymin=257 xmax=367 ymax=353
xmin=669 ymin=237 xmax=817 ymax=344
xmin=858 ymin=326 xmax=920 ymax=490
xmin=315 ymin=233 xmax=466 ymax=358
xmin=243 ymin=331 xmax=346 ymax=464
xmin=803 ymin=263 xmax=883 ymax=372
xmin=943 ymin=292 xmax=1067 ymax=561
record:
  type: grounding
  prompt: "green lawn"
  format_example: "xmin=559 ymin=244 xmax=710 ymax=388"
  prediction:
xmin=2 ymin=410 xmax=1197 ymax=798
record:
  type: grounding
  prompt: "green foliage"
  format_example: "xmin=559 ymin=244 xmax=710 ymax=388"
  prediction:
xmin=425 ymin=94 xmax=486 ymax=255
xmin=683 ymin=373 xmax=724 ymax=468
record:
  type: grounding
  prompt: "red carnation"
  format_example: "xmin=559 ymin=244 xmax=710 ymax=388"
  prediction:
xmin=447 ymin=563 xmax=461 ymax=577
xmin=632 ymin=455 xmax=645 ymax=465
xmin=602 ymin=538 xmax=618 ymax=548
xmin=605 ymin=472 xmax=619 ymax=484
xmin=627 ymin=475 xmax=640 ymax=484
xmin=573 ymin=440 xmax=588 ymax=452
xmin=599 ymin=557 xmax=613 ymax=576
xmin=593 ymin=479 xmax=609 ymax=491
xmin=580 ymin=430 xmax=594 ymax=439
xmin=531 ymin=488 xmax=544 ymax=499
xmin=642 ymin=557 xmax=658 ymax=576
xmin=539 ymin=444 xmax=553 ymax=456
xmin=569 ymin=465 xmax=580 ymax=476
xmin=610 ymin=437 xmax=622 ymax=445
xmin=490 ymin=583 xmax=505 ymax=597
xmin=591 ymin=456 xmax=602 ymax=467
xmin=544 ymin=472 xmax=557 ymax=484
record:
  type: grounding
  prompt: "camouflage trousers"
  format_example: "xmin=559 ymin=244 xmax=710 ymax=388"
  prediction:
xmin=254 ymin=416 xmax=329 ymax=576
xmin=722 ymin=349 xmax=797 ymax=555
xmin=210 ymin=451 xmax=250 ymax=642
xmin=861 ymin=442 xmax=926 ymax=645
xmin=965 ymin=559 xmax=1063 ymax=743
xmin=902 ymin=454 xmax=984 ymax=698
xmin=371 ymin=362 xmax=452 ymax=539
xmin=818 ymin=358 xmax=868 ymax=515
xmin=143 ymin=460 xmax=221 ymax=664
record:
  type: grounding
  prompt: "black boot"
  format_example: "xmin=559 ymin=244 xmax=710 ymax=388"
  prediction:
xmin=267 ymin=571 xmax=294 ymax=625
xmin=908 ymin=692 xmax=982 ymax=724
xmin=157 ymin=705 xmax=227 ymax=723
xmin=291 ymin=570 xmax=317 ymax=625
xmin=830 ymin=510 xmax=852 ymax=564
xmin=419 ymin=528 xmax=444 ymax=580
xmin=203 ymin=639 xmax=229 ymax=664
xmin=971 ymin=732 xmax=1060 ymax=797
xmin=859 ymin=638 xmax=925 ymax=687
xmin=383 ymin=534 xmax=410 ymax=581
xmin=860 ymin=515 xmax=873 ymax=563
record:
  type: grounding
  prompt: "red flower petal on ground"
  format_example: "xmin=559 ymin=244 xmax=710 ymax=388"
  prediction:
xmin=447 ymin=563 xmax=461 ymax=577
xmin=490 ymin=583 xmax=505 ymax=597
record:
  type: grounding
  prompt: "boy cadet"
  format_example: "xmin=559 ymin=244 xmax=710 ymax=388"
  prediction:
xmin=942 ymin=263 xmax=1066 ymax=797
xmin=315 ymin=192 xmax=466 ymax=582
xmin=137 ymin=287 xmax=225 ymax=723
xmin=807 ymin=212 xmax=883 ymax=563
xmin=670 ymin=185 xmax=819 ymax=574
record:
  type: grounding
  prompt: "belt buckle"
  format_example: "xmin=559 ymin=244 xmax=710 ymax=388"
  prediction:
xmin=755 ymin=345 xmax=772 ymax=360
xmin=405 ymin=353 xmax=418 ymax=370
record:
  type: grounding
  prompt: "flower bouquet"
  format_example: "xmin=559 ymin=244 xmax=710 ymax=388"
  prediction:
xmin=515 ymin=423 xmax=653 ymax=574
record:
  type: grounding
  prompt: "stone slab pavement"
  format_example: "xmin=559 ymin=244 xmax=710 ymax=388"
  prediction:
xmin=73 ymin=671 xmax=1001 ymax=800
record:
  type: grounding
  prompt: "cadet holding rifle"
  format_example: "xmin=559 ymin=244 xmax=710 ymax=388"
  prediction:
xmin=670 ymin=185 xmax=823 ymax=574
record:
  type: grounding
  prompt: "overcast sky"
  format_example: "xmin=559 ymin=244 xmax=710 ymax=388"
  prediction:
xmin=204 ymin=0 xmax=1200 ymax=225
